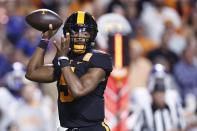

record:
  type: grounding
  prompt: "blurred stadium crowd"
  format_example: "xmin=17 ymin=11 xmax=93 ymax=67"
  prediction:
xmin=0 ymin=0 xmax=196 ymax=131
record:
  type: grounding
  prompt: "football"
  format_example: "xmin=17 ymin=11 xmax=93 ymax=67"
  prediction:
xmin=25 ymin=9 xmax=63 ymax=32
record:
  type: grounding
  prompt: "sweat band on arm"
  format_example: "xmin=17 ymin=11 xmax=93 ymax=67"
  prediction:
xmin=38 ymin=39 xmax=49 ymax=50
xmin=58 ymin=56 xmax=70 ymax=68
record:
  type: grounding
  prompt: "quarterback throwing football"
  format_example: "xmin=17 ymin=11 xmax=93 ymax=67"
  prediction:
xmin=26 ymin=11 xmax=112 ymax=131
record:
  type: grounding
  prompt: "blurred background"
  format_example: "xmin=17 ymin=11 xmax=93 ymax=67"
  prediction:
xmin=0 ymin=0 xmax=196 ymax=131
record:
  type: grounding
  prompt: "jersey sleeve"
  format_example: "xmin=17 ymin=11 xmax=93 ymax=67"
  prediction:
xmin=52 ymin=56 xmax=61 ymax=80
xmin=90 ymin=52 xmax=113 ymax=76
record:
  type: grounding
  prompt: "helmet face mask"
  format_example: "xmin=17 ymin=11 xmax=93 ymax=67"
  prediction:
xmin=63 ymin=11 xmax=98 ymax=54
xmin=70 ymin=28 xmax=91 ymax=54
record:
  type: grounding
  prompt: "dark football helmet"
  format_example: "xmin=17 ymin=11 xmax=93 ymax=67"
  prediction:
xmin=63 ymin=11 xmax=98 ymax=54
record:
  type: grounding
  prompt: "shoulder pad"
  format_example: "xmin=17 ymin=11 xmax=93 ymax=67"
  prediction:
xmin=85 ymin=50 xmax=113 ymax=74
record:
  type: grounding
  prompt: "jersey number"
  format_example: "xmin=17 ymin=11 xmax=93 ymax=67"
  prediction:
xmin=59 ymin=67 xmax=75 ymax=102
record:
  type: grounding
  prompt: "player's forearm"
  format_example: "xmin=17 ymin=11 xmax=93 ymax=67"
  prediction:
xmin=58 ymin=56 xmax=85 ymax=97
xmin=61 ymin=67 xmax=105 ymax=98
xmin=61 ymin=67 xmax=85 ymax=98
xmin=26 ymin=47 xmax=45 ymax=79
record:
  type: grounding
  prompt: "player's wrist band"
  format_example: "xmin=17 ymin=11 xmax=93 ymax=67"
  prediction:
xmin=58 ymin=56 xmax=69 ymax=61
xmin=38 ymin=39 xmax=49 ymax=50
xmin=58 ymin=56 xmax=70 ymax=68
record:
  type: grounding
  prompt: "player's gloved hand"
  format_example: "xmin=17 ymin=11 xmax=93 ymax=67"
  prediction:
xmin=53 ymin=33 xmax=70 ymax=57
xmin=41 ymin=24 xmax=58 ymax=40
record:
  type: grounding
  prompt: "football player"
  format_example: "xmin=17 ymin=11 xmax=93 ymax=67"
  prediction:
xmin=26 ymin=11 xmax=112 ymax=131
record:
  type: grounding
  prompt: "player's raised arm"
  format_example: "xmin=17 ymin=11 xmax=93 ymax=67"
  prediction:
xmin=53 ymin=33 xmax=108 ymax=98
xmin=26 ymin=25 xmax=57 ymax=83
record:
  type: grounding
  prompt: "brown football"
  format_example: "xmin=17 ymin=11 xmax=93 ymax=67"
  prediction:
xmin=25 ymin=9 xmax=63 ymax=32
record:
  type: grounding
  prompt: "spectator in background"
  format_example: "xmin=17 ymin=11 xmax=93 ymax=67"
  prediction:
xmin=164 ymin=20 xmax=187 ymax=56
xmin=140 ymin=0 xmax=181 ymax=45
xmin=128 ymin=39 xmax=152 ymax=93
xmin=147 ymin=30 xmax=179 ymax=73
xmin=66 ymin=0 xmax=95 ymax=16
xmin=174 ymin=43 xmax=197 ymax=105
xmin=3 ymin=62 xmax=26 ymax=99
xmin=106 ymin=0 xmax=127 ymax=16
xmin=92 ymin=0 xmax=112 ymax=19
xmin=0 ymin=85 xmax=19 ymax=131
xmin=6 ymin=122 xmax=19 ymax=131
xmin=127 ymin=40 xmax=153 ymax=118
xmin=2 ymin=62 xmax=55 ymax=131
xmin=14 ymin=27 xmax=40 ymax=65
xmin=0 ymin=53 xmax=12 ymax=79
xmin=132 ymin=21 xmax=157 ymax=56
xmin=125 ymin=0 xmax=138 ymax=33
xmin=0 ymin=39 xmax=14 ymax=80
xmin=192 ymin=2 xmax=197 ymax=38
xmin=174 ymin=43 xmax=197 ymax=129
xmin=6 ymin=15 xmax=26 ymax=45
xmin=0 ymin=108 xmax=18 ymax=131
xmin=15 ymin=81 xmax=50 ymax=131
